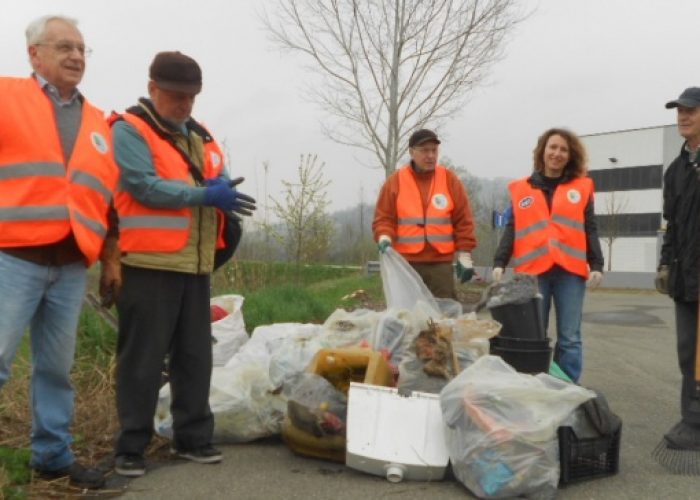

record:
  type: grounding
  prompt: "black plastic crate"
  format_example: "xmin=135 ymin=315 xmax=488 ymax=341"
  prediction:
xmin=558 ymin=425 xmax=621 ymax=486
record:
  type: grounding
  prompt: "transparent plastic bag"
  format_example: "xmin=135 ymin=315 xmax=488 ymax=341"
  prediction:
xmin=440 ymin=356 xmax=596 ymax=498
xmin=379 ymin=248 xmax=440 ymax=316
xmin=319 ymin=308 xmax=381 ymax=347
xmin=286 ymin=373 xmax=348 ymax=437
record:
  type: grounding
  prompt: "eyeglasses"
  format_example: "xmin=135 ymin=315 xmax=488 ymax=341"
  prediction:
xmin=36 ymin=42 xmax=92 ymax=57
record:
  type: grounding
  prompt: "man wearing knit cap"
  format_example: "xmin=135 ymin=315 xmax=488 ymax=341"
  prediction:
xmin=372 ymin=128 xmax=477 ymax=298
xmin=110 ymin=51 xmax=255 ymax=476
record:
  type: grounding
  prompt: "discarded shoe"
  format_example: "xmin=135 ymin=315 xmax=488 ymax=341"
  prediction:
xmin=171 ymin=445 xmax=223 ymax=464
xmin=664 ymin=421 xmax=700 ymax=451
xmin=115 ymin=454 xmax=146 ymax=477
xmin=34 ymin=461 xmax=105 ymax=489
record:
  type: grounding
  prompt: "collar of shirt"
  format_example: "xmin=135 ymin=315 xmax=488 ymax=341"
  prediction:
xmin=34 ymin=72 xmax=82 ymax=107
xmin=684 ymin=143 xmax=699 ymax=163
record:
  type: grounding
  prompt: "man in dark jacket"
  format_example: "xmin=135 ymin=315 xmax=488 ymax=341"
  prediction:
xmin=656 ymin=87 xmax=700 ymax=449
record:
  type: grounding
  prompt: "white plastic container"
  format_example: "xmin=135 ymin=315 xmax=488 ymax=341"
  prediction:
xmin=345 ymin=382 xmax=450 ymax=482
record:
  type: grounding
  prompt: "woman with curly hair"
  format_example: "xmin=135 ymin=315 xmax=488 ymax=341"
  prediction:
xmin=491 ymin=128 xmax=605 ymax=382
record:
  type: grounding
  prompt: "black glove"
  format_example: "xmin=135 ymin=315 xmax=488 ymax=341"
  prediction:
xmin=655 ymin=265 xmax=669 ymax=295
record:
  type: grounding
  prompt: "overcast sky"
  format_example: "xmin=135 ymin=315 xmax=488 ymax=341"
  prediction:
xmin=2 ymin=0 xmax=697 ymax=214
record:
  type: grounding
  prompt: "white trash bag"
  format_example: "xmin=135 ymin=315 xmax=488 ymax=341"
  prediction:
xmin=379 ymin=248 xmax=440 ymax=316
xmin=211 ymin=294 xmax=249 ymax=366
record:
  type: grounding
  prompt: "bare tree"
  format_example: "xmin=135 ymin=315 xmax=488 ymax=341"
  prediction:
xmin=267 ymin=154 xmax=334 ymax=265
xmin=600 ymin=191 xmax=629 ymax=272
xmin=263 ymin=0 xmax=523 ymax=177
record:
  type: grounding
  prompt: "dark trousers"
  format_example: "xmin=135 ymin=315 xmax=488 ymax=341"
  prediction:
xmin=674 ymin=300 xmax=700 ymax=425
xmin=409 ymin=261 xmax=455 ymax=299
xmin=115 ymin=265 xmax=214 ymax=455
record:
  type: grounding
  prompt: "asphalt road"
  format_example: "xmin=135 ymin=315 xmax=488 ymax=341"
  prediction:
xmin=110 ymin=290 xmax=698 ymax=499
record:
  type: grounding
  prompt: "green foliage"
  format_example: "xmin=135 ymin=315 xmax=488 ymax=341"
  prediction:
xmin=1 ymin=447 xmax=31 ymax=499
xmin=74 ymin=307 xmax=116 ymax=368
xmin=212 ymin=261 xmax=384 ymax=332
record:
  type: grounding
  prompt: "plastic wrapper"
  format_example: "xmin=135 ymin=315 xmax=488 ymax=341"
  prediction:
xmin=440 ymin=356 xmax=596 ymax=498
xmin=379 ymin=248 xmax=440 ymax=316
xmin=210 ymin=294 xmax=249 ymax=366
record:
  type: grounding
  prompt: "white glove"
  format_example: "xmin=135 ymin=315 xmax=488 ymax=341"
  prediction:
xmin=377 ymin=235 xmax=392 ymax=253
xmin=587 ymin=271 xmax=603 ymax=288
xmin=492 ymin=267 xmax=504 ymax=282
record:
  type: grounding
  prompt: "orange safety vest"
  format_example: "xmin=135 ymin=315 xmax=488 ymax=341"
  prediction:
xmin=114 ymin=112 xmax=225 ymax=253
xmin=0 ymin=77 xmax=118 ymax=265
xmin=509 ymin=176 xmax=592 ymax=278
xmin=394 ymin=165 xmax=455 ymax=254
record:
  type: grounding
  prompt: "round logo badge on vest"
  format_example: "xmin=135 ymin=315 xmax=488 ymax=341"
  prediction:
xmin=210 ymin=151 xmax=222 ymax=168
xmin=90 ymin=132 xmax=109 ymax=155
xmin=432 ymin=193 xmax=448 ymax=210
xmin=567 ymin=189 xmax=582 ymax=204
xmin=518 ymin=195 xmax=534 ymax=209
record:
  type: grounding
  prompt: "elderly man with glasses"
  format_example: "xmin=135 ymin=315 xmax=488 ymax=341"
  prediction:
xmin=0 ymin=15 xmax=120 ymax=489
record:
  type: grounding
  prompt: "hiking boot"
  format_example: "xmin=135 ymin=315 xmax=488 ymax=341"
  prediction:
xmin=115 ymin=454 xmax=146 ymax=477
xmin=171 ymin=445 xmax=223 ymax=464
xmin=34 ymin=461 xmax=105 ymax=489
xmin=664 ymin=420 xmax=700 ymax=451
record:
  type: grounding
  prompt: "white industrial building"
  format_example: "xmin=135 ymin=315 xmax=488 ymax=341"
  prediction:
xmin=581 ymin=125 xmax=684 ymax=273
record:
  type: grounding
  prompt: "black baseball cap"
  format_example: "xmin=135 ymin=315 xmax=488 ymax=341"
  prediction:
xmin=409 ymin=129 xmax=441 ymax=147
xmin=149 ymin=51 xmax=202 ymax=95
xmin=665 ymin=87 xmax=700 ymax=109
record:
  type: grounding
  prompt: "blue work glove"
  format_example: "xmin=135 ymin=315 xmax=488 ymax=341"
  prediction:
xmin=455 ymin=251 xmax=475 ymax=283
xmin=203 ymin=177 xmax=257 ymax=217
xmin=377 ymin=235 xmax=391 ymax=254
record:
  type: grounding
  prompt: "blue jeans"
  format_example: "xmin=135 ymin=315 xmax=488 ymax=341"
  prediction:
xmin=0 ymin=251 xmax=87 ymax=470
xmin=537 ymin=266 xmax=586 ymax=382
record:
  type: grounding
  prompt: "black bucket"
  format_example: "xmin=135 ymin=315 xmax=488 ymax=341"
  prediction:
xmin=490 ymin=335 xmax=551 ymax=351
xmin=489 ymin=296 xmax=545 ymax=340
xmin=490 ymin=344 xmax=552 ymax=374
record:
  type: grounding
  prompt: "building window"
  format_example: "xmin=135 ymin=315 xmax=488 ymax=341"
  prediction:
xmin=589 ymin=165 xmax=663 ymax=192
xmin=596 ymin=212 xmax=661 ymax=237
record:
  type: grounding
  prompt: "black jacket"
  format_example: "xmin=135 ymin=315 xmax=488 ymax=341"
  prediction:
xmin=659 ymin=145 xmax=700 ymax=301
xmin=493 ymin=171 xmax=605 ymax=273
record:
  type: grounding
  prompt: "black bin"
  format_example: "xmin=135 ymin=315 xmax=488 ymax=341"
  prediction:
xmin=489 ymin=343 xmax=552 ymax=374
xmin=489 ymin=296 xmax=545 ymax=339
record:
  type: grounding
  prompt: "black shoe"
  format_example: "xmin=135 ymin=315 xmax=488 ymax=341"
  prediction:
xmin=171 ymin=445 xmax=223 ymax=464
xmin=34 ymin=461 xmax=105 ymax=489
xmin=115 ymin=454 xmax=146 ymax=477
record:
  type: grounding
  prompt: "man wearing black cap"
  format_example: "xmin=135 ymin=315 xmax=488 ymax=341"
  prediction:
xmin=656 ymin=87 xmax=700 ymax=452
xmin=372 ymin=128 xmax=477 ymax=298
xmin=110 ymin=51 xmax=255 ymax=476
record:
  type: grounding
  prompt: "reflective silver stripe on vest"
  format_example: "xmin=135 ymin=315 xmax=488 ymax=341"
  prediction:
xmin=425 ymin=216 xmax=451 ymax=224
xmin=551 ymin=239 xmax=586 ymax=260
xmin=0 ymin=162 xmax=65 ymax=180
xmin=426 ymin=234 xmax=454 ymax=242
xmin=0 ymin=205 xmax=69 ymax=221
xmin=396 ymin=235 xmax=426 ymax=244
xmin=551 ymin=213 xmax=584 ymax=231
xmin=398 ymin=217 xmax=425 ymax=225
xmin=398 ymin=216 xmax=451 ymax=225
xmin=512 ymin=245 xmax=549 ymax=267
xmin=120 ymin=215 xmax=190 ymax=230
xmin=74 ymin=210 xmax=107 ymax=238
xmin=515 ymin=219 xmax=548 ymax=239
xmin=71 ymin=171 xmax=113 ymax=204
